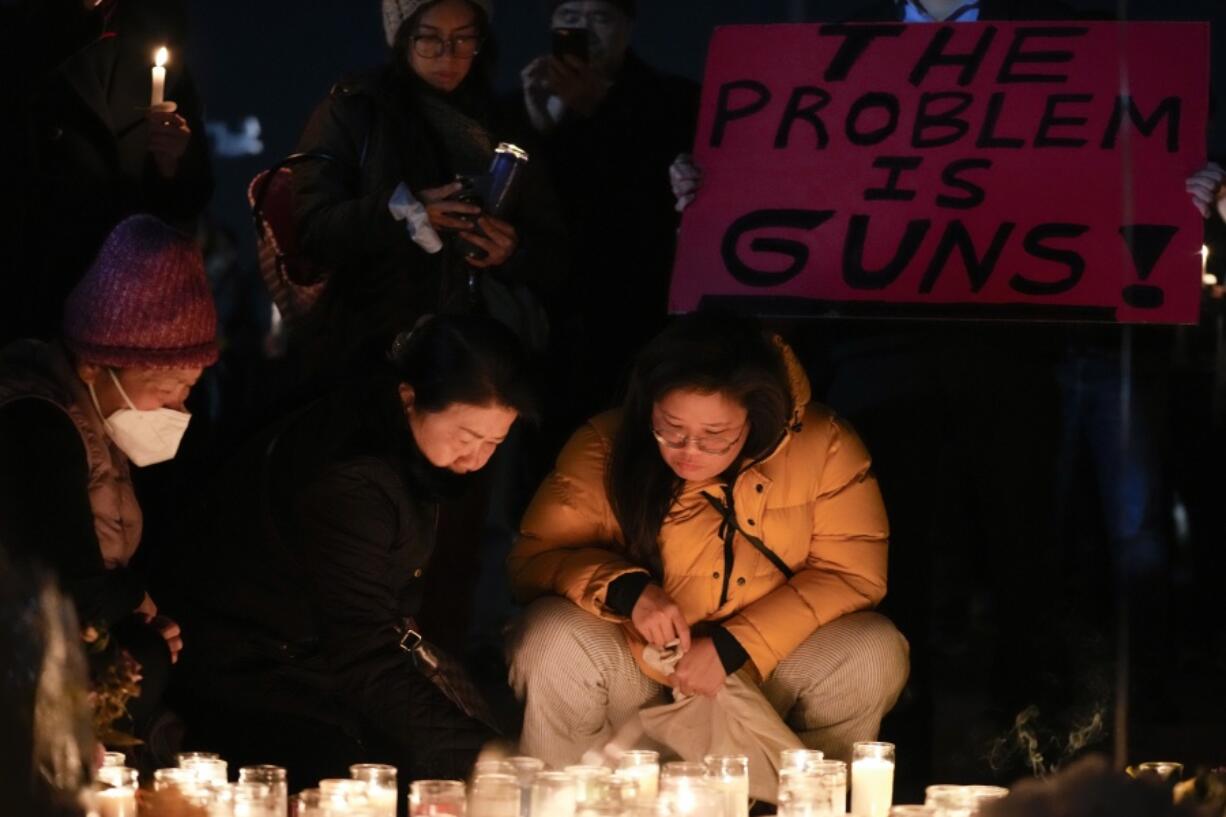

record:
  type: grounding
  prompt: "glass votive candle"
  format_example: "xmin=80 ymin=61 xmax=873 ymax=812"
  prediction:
xmin=182 ymin=756 xmax=229 ymax=784
xmin=608 ymin=771 xmax=640 ymax=810
xmin=530 ymin=771 xmax=576 ymax=817
xmin=657 ymin=775 xmax=725 ymax=817
xmin=410 ymin=779 xmax=467 ymax=816
xmin=102 ymin=751 xmax=127 ymax=768
xmin=352 ymin=763 xmax=398 ymax=817
xmin=924 ymin=784 xmax=976 ymax=817
xmin=322 ymin=778 xmax=374 ymax=816
xmin=851 ymin=742 xmax=895 ymax=817
xmin=662 ymin=762 xmax=706 ymax=781
xmin=780 ymin=748 xmax=825 ymax=773
xmin=470 ymin=774 xmax=519 ymax=817
xmin=890 ymin=807 xmax=936 ymax=817
xmin=616 ymin=750 xmax=660 ymax=807
xmin=564 ymin=765 xmax=611 ymax=806
xmin=1137 ymin=762 xmax=1184 ymax=784
xmin=177 ymin=751 xmax=221 ymax=765
xmin=240 ymin=765 xmax=288 ymax=816
xmin=474 ymin=760 xmax=516 ymax=778
xmin=508 ymin=756 xmax=545 ymax=816
xmin=233 ymin=780 xmax=276 ymax=817
xmin=705 ymin=755 xmax=749 ymax=817
xmin=96 ymin=766 xmax=138 ymax=789
xmin=296 ymin=788 xmax=324 ymax=817
xmin=154 ymin=767 xmax=196 ymax=792
xmin=805 ymin=760 xmax=848 ymax=814
xmin=94 ymin=783 xmax=138 ymax=817
xmin=966 ymin=785 xmax=1008 ymax=812
xmin=778 ymin=770 xmax=835 ymax=817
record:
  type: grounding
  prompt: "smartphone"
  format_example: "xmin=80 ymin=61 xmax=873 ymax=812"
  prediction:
xmin=552 ymin=27 xmax=590 ymax=63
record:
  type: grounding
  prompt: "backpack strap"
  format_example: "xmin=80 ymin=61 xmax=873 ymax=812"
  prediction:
xmin=700 ymin=487 xmax=796 ymax=582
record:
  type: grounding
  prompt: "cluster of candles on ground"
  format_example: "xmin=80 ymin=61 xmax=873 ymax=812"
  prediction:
xmin=90 ymin=741 xmax=1018 ymax=816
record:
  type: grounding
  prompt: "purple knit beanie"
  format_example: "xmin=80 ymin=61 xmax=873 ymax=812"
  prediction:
xmin=63 ymin=215 xmax=219 ymax=370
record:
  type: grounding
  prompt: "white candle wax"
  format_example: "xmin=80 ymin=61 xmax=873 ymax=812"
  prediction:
xmin=529 ymin=788 xmax=575 ymax=817
xmin=96 ymin=788 xmax=138 ymax=817
xmin=625 ymin=764 xmax=659 ymax=807
xmin=151 ymin=47 xmax=168 ymax=106
xmin=850 ymin=758 xmax=894 ymax=817
xmin=714 ymin=775 xmax=750 ymax=817
xmin=368 ymin=785 xmax=397 ymax=817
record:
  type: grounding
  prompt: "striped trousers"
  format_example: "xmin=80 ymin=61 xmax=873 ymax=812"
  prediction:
xmin=507 ymin=597 xmax=910 ymax=768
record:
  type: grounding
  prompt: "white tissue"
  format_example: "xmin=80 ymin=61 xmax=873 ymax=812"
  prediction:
xmin=388 ymin=183 xmax=443 ymax=254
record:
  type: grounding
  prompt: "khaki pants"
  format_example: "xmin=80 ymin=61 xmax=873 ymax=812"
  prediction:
xmin=507 ymin=597 xmax=910 ymax=768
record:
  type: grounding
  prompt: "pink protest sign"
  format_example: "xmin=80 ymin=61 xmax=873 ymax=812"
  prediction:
xmin=670 ymin=22 xmax=1209 ymax=323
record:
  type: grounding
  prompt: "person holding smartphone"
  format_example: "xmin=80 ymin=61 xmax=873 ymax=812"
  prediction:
xmin=516 ymin=1 xmax=701 ymax=428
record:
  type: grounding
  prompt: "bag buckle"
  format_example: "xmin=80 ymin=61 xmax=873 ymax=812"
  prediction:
xmin=398 ymin=626 xmax=423 ymax=654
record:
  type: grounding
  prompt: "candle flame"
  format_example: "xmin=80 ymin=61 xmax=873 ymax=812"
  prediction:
xmin=155 ymin=47 xmax=169 ymax=68
xmin=1202 ymin=245 xmax=1210 ymax=263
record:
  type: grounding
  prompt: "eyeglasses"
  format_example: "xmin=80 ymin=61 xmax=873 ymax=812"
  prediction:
xmin=409 ymin=33 xmax=484 ymax=59
xmin=651 ymin=422 xmax=747 ymax=456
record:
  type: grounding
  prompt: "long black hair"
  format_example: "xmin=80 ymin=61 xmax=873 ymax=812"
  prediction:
xmin=389 ymin=314 xmax=540 ymax=423
xmin=607 ymin=313 xmax=794 ymax=577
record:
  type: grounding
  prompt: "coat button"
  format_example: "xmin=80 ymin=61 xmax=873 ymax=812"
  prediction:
xmin=756 ymin=484 xmax=764 ymax=493
xmin=747 ymin=519 xmax=755 ymax=526
xmin=712 ymin=571 xmax=720 ymax=579
xmin=413 ymin=568 xmax=423 ymax=578
xmin=737 ymin=577 xmax=746 ymax=586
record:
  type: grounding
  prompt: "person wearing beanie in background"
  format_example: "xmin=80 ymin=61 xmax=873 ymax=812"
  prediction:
xmin=517 ymin=0 xmax=699 ymax=428
xmin=0 ymin=214 xmax=218 ymax=757
xmin=288 ymin=0 xmax=565 ymax=387
xmin=1 ymin=0 xmax=213 ymax=346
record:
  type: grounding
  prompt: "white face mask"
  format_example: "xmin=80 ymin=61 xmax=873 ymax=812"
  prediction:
xmin=87 ymin=369 xmax=191 ymax=467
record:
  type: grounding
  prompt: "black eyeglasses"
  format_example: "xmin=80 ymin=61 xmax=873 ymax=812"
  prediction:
xmin=409 ymin=33 xmax=484 ymax=59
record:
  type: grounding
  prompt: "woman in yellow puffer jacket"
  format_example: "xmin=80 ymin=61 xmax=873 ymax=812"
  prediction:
xmin=507 ymin=313 xmax=909 ymax=767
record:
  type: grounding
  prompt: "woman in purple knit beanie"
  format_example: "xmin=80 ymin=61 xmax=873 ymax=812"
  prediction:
xmin=0 ymin=213 xmax=218 ymax=762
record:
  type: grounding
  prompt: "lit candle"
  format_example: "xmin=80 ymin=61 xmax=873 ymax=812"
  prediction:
xmin=529 ymin=772 xmax=576 ymax=817
xmin=151 ymin=47 xmax=168 ymax=107
xmin=617 ymin=751 xmax=660 ymax=808
xmin=470 ymin=774 xmax=520 ymax=817
xmin=351 ymin=763 xmax=397 ymax=817
xmin=851 ymin=742 xmax=895 ymax=817
xmin=95 ymin=786 xmax=138 ymax=817
xmin=705 ymin=755 xmax=750 ymax=817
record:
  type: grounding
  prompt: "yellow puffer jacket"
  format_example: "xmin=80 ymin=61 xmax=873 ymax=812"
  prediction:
xmin=508 ymin=342 xmax=889 ymax=684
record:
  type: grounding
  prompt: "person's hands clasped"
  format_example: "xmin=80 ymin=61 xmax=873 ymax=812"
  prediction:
xmin=548 ymin=55 xmax=610 ymax=119
xmin=462 ymin=215 xmax=518 ymax=269
xmin=147 ymin=102 xmax=191 ymax=179
xmin=669 ymin=153 xmax=704 ymax=213
xmin=670 ymin=636 xmax=726 ymax=698
xmin=630 ymin=583 xmax=691 ymax=652
xmin=419 ymin=182 xmax=482 ymax=232
xmin=1187 ymin=162 xmax=1226 ymax=221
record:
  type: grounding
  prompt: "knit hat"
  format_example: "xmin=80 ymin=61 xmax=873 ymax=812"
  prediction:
xmin=548 ymin=0 xmax=636 ymax=19
xmin=63 ymin=215 xmax=219 ymax=370
xmin=383 ymin=0 xmax=494 ymax=47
